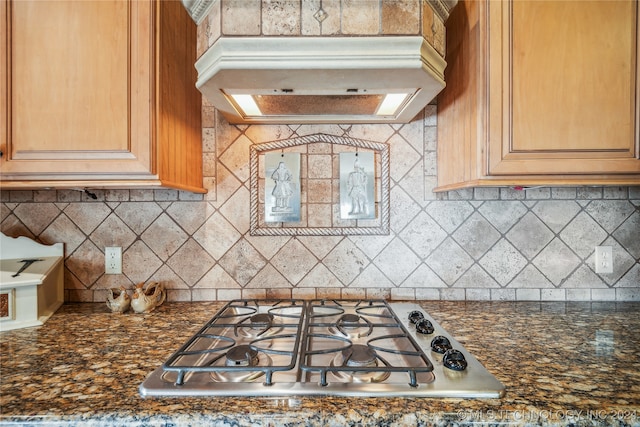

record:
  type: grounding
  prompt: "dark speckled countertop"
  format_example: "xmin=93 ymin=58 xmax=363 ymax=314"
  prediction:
xmin=1 ymin=301 xmax=639 ymax=427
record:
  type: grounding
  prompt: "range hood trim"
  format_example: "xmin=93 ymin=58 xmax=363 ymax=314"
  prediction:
xmin=195 ymin=36 xmax=447 ymax=124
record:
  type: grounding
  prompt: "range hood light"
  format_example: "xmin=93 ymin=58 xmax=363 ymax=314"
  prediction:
xmin=376 ymin=93 xmax=410 ymax=116
xmin=230 ymin=94 xmax=262 ymax=116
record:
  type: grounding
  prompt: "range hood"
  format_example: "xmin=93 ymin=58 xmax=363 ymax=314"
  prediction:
xmin=194 ymin=36 xmax=447 ymax=124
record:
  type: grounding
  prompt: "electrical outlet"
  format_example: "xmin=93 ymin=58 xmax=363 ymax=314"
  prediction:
xmin=595 ymin=246 xmax=613 ymax=274
xmin=105 ymin=246 xmax=122 ymax=275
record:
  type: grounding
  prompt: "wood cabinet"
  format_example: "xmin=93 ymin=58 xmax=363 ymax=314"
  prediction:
xmin=0 ymin=0 xmax=205 ymax=193
xmin=436 ymin=0 xmax=640 ymax=192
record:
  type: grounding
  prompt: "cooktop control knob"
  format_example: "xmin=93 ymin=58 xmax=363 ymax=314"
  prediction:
xmin=415 ymin=318 xmax=434 ymax=334
xmin=430 ymin=336 xmax=452 ymax=354
xmin=408 ymin=310 xmax=424 ymax=324
xmin=442 ymin=349 xmax=468 ymax=371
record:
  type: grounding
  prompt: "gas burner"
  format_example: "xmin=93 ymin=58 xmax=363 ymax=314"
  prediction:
xmin=234 ymin=313 xmax=282 ymax=338
xmin=415 ymin=318 xmax=434 ymax=335
xmin=226 ymin=345 xmax=259 ymax=366
xmin=430 ymin=336 xmax=452 ymax=354
xmin=251 ymin=313 xmax=273 ymax=328
xmin=329 ymin=314 xmax=373 ymax=338
xmin=330 ymin=344 xmax=390 ymax=383
xmin=343 ymin=344 xmax=377 ymax=367
xmin=408 ymin=310 xmax=424 ymax=324
xmin=209 ymin=345 xmax=274 ymax=383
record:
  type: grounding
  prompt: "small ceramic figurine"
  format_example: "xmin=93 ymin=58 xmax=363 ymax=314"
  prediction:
xmin=105 ymin=286 xmax=131 ymax=313
xmin=131 ymin=281 xmax=166 ymax=313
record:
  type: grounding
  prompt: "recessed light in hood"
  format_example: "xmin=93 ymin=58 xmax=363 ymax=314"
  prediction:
xmin=195 ymin=36 xmax=446 ymax=124
xmin=227 ymin=91 xmax=414 ymax=118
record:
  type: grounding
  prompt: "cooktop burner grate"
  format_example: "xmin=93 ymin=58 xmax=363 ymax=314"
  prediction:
xmin=160 ymin=299 xmax=305 ymax=386
xmin=299 ymin=300 xmax=435 ymax=387
xmin=140 ymin=299 xmax=506 ymax=398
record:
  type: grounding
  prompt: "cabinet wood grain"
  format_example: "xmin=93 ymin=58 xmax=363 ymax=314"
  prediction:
xmin=0 ymin=0 xmax=204 ymax=193
xmin=436 ymin=0 xmax=640 ymax=191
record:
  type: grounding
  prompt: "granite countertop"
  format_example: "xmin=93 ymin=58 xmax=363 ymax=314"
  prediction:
xmin=1 ymin=301 xmax=639 ymax=426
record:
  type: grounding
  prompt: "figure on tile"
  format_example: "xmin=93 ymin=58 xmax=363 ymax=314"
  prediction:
xmin=347 ymin=158 xmax=368 ymax=215
xmin=271 ymin=161 xmax=293 ymax=211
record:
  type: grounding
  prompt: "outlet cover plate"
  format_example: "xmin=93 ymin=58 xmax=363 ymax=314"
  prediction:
xmin=105 ymin=246 xmax=122 ymax=275
xmin=595 ymin=246 xmax=613 ymax=274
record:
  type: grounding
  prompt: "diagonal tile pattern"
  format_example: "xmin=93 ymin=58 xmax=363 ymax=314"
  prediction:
xmin=1 ymin=106 xmax=638 ymax=302
xmin=505 ymin=212 xmax=554 ymax=260
xmin=479 ymin=239 xmax=528 ymax=286
xmin=1 ymin=112 xmax=639 ymax=304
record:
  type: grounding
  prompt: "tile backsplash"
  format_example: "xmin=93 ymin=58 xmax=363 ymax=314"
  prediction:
xmin=1 ymin=0 xmax=638 ymax=303
xmin=1 ymin=104 xmax=639 ymax=303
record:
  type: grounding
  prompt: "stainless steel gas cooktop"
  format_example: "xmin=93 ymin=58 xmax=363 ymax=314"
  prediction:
xmin=139 ymin=299 xmax=505 ymax=398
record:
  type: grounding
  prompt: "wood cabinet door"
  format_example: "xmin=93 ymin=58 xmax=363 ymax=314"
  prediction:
xmin=0 ymin=0 xmax=155 ymax=181
xmin=487 ymin=0 xmax=640 ymax=176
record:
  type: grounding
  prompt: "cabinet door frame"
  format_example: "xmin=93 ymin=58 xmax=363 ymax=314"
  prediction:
xmin=487 ymin=0 xmax=640 ymax=176
xmin=0 ymin=0 xmax=155 ymax=181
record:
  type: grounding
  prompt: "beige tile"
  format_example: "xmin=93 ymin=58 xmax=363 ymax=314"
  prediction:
xmin=242 ymin=288 xmax=267 ymax=299
xmin=66 ymin=240 xmax=104 ymax=287
xmin=342 ymin=287 xmax=366 ymax=299
xmin=307 ymin=179 xmax=332 ymax=203
xmin=90 ymin=214 xmax=137 ymax=252
xmin=266 ymin=288 xmax=293 ymax=299
xmin=422 ymin=1 xmax=434 ymax=44
xmin=271 ymin=239 xmax=318 ymax=284
xmin=307 ymin=204 xmax=333 ymax=227
xmin=124 ymin=241 xmax=164 ymax=284
xmin=301 ymin=0 xmax=322 ymax=35
xmin=67 ymin=289 xmax=94 ymax=303
xmin=141 ymin=214 xmax=188 ymax=261
xmin=192 ymin=288 xmax=218 ymax=301
xmin=218 ymin=288 xmax=242 ymax=300
xmin=13 ymin=203 xmax=61 ymax=236
xmin=202 ymin=0 xmax=221 ymax=51
xmin=415 ymin=287 xmax=440 ymax=300
xmin=432 ymin=16 xmax=445 ymax=56
xmin=341 ymin=0 xmax=379 ymax=34
xmin=33 ymin=190 xmax=57 ymax=202
xmin=350 ymin=264 xmax=393 ymax=288
xmin=167 ymin=289 xmax=191 ymax=302
xmin=365 ymin=288 xmax=391 ymax=300
xmin=63 ymin=203 xmax=110 ymax=235
xmin=382 ymin=0 xmax=419 ymax=34
xmin=317 ymin=288 xmax=342 ymax=300
xmin=307 ymin=154 xmax=333 ymax=179
xmin=196 ymin=264 xmax=240 ymax=289
xmin=167 ymin=239 xmax=215 ymax=286
xmin=262 ymin=0 xmax=300 ymax=35
xmin=245 ymin=264 xmax=290 ymax=288
xmin=166 ymin=201 xmax=214 ymax=235
xmin=221 ymin=0 xmax=261 ymax=35
xmin=292 ymin=287 xmax=316 ymax=299
xmin=391 ymin=287 xmax=415 ymax=300
xmin=41 ymin=214 xmax=85 ymax=254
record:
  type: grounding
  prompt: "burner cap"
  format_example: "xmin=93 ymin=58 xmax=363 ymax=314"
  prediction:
xmin=226 ymin=345 xmax=259 ymax=366
xmin=415 ymin=318 xmax=434 ymax=334
xmin=341 ymin=344 xmax=378 ymax=368
xmin=250 ymin=313 xmax=273 ymax=329
xmin=339 ymin=313 xmax=361 ymax=327
xmin=430 ymin=336 xmax=452 ymax=354
xmin=443 ymin=349 xmax=468 ymax=371
xmin=408 ymin=310 xmax=424 ymax=324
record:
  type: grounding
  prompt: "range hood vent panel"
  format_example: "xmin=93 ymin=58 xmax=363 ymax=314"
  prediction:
xmin=195 ymin=37 xmax=447 ymax=124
